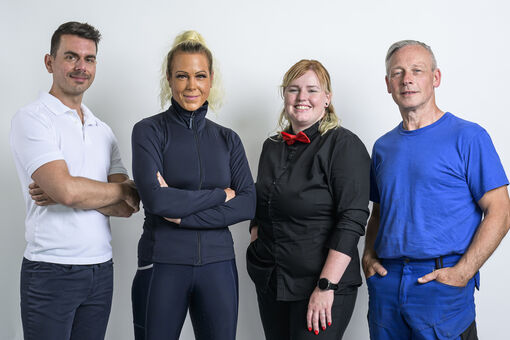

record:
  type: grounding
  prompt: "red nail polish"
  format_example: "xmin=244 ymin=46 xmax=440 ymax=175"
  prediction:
xmin=322 ymin=326 xmax=326 ymax=331
xmin=314 ymin=330 xmax=319 ymax=335
xmin=328 ymin=322 xmax=331 ymax=326
xmin=308 ymin=327 xmax=312 ymax=332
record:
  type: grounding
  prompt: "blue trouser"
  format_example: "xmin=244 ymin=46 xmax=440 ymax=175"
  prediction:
xmin=133 ymin=259 xmax=239 ymax=340
xmin=20 ymin=257 xmax=113 ymax=340
xmin=367 ymin=255 xmax=478 ymax=340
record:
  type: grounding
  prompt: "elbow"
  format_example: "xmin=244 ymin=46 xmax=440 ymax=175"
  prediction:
xmin=53 ymin=186 xmax=80 ymax=207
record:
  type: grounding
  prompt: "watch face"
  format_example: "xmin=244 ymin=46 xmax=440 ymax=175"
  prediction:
xmin=318 ymin=278 xmax=329 ymax=290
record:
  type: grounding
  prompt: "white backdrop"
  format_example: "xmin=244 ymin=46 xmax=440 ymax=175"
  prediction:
xmin=1 ymin=1 xmax=509 ymax=339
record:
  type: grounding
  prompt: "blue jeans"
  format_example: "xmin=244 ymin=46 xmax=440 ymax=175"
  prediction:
xmin=20 ymin=258 xmax=113 ymax=340
xmin=367 ymin=255 xmax=478 ymax=340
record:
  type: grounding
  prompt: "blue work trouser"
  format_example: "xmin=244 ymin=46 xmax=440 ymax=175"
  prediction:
xmin=367 ymin=255 xmax=479 ymax=340
xmin=20 ymin=257 xmax=113 ymax=340
xmin=133 ymin=259 xmax=239 ymax=340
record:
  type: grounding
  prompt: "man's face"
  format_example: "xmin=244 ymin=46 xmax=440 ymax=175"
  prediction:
xmin=385 ymin=45 xmax=441 ymax=112
xmin=45 ymin=34 xmax=97 ymax=99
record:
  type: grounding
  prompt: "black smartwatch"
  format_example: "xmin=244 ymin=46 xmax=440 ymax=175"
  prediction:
xmin=317 ymin=278 xmax=339 ymax=291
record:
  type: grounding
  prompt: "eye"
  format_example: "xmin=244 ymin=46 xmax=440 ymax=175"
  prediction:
xmin=85 ymin=57 xmax=96 ymax=64
xmin=391 ymin=71 xmax=402 ymax=77
xmin=176 ymin=74 xmax=188 ymax=79
xmin=413 ymin=69 xmax=422 ymax=73
xmin=64 ymin=55 xmax=77 ymax=62
xmin=286 ymin=88 xmax=298 ymax=93
xmin=196 ymin=74 xmax=208 ymax=79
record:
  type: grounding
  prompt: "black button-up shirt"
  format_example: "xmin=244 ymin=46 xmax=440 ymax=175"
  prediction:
xmin=247 ymin=122 xmax=370 ymax=301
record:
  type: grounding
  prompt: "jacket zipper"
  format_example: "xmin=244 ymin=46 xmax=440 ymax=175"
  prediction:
xmin=189 ymin=111 xmax=203 ymax=265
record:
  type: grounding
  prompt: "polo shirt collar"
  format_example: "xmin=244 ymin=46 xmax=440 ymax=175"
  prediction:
xmin=39 ymin=92 xmax=98 ymax=126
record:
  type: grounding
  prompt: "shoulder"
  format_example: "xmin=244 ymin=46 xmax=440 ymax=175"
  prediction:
xmin=326 ymin=126 xmax=368 ymax=152
xmin=205 ymin=118 xmax=242 ymax=143
xmin=373 ymin=125 xmax=400 ymax=149
xmin=11 ymin=99 xmax=52 ymax=131
xmin=446 ymin=112 xmax=486 ymax=139
xmin=133 ymin=111 xmax=167 ymax=132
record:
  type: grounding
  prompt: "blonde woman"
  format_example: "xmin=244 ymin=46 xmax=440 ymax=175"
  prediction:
xmin=247 ymin=60 xmax=370 ymax=339
xmin=131 ymin=30 xmax=255 ymax=340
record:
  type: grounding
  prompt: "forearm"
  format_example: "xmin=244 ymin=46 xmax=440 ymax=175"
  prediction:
xmin=97 ymin=201 xmax=134 ymax=217
xmin=179 ymin=184 xmax=256 ymax=229
xmin=363 ymin=203 xmax=380 ymax=258
xmin=454 ymin=207 xmax=510 ymax=280
xmin=320 ymin=249 xmax=351 ymax=283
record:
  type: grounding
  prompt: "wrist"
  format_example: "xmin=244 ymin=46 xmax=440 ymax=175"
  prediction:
xmin=317 ymin=278 xmax=339 ymax=291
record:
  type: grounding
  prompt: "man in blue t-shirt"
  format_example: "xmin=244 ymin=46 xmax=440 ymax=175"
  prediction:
xmin=363 ymin=40 xmax=510 ymax=340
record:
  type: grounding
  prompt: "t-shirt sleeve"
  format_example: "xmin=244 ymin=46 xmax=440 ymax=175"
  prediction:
xmin=465 ymin=129 xmax=509 ymax=202
xmin=106 ymin=126 xmax=128 ymax=176
xmin=10 ymin=109 xmax=64 ymax=177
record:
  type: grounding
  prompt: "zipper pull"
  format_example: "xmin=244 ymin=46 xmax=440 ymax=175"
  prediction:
xmin=188 ymin=112 xmax=195 ymax=129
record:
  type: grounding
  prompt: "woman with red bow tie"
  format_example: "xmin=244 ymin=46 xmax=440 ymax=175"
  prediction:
xmin=247 ymin=59 xmax=370 ymax=340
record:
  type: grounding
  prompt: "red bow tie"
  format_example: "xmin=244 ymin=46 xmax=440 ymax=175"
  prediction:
xmin=281 ymin=131 xmax=311 ymax=145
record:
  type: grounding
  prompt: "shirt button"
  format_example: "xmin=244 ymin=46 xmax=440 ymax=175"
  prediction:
xmin=272 ymin=180 xmax=276 ymax=185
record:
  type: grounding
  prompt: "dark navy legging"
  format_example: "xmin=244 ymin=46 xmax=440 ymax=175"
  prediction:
xmin=132 ymin=259 xmax=238 ymax=340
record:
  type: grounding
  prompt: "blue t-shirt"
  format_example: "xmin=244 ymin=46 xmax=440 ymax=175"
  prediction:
xmin=370 ymin=112 xmax=508 ymax=259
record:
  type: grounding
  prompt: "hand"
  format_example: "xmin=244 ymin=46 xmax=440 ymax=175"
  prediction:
xmin=122 ymin=179 xmax=140 ymax=212
xmin=250 ymin=226 xmax=258 ymax=242
xmin=224 ymin=188 xmax=236 ymax=202
xmin=362 ymin=251 xmax=387 ymax=279
xmin=418 ymin=266 xmax=470 ymax=287
xmin=307 ymin=287 xmax=334 ymax=335
xmin=156 ymin=172 xmax=181 ymax=224
xmin=29 ymin=182 xmax=57 ymax=206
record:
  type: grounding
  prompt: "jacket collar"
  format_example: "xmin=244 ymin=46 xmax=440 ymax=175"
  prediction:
xmin=169 ymin=97 xmax=208 ymax=130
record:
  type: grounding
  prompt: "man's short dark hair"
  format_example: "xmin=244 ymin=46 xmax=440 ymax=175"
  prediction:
xmin=50 ymin=21 xmax=101 ymax=56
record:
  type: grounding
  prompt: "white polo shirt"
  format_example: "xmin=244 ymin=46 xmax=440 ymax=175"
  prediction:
xmin=10 ymin=92 xmax=128 ymax=265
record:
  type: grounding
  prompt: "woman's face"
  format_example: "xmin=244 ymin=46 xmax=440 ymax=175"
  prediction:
xmin=168 ymin=52 xmax=212 ymax=112
xmin=284 ymin=70 xmax=331 ymax=133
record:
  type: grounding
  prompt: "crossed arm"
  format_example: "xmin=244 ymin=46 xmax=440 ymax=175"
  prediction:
xmin=29 ymin=159 xmax=140 ymax=216
xmin=362 ymin=186 xmax=510 ymax=286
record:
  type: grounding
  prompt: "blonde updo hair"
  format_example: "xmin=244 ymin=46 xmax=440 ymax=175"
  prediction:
xmin=277 ymin=59 xmax=339 ymax=135
xmin=159 ymin=30 xmax=223 ymax=111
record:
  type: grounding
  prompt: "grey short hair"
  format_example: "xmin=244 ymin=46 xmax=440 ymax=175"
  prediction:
xmin=385 ymin=40 xmax=437 ymax=75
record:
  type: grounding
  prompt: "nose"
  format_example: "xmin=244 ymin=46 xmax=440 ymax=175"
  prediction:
xmin=402 ymin=72 xmax=413 ymax=86
xmin=74 ymin=58 xmax=86 ymax=71
xmin=297 ymin=89 xmax=307 ymax=101
xmin=187 ymin=76 xmax=197 ymax=89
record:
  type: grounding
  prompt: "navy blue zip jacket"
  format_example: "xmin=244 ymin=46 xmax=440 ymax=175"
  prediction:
xmin=131 ymin=99 xmax=256 ymax=265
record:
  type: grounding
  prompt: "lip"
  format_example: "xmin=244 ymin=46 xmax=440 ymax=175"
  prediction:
xmin=69 ymin=74 xmax=89 ymax=82
xmin=401 ymin=91 xmax=418 ymax=95
xmin=294 ymin=104 xmax=311 ymax=111
xmin=184 ymin=95 xmax=200 ymax=100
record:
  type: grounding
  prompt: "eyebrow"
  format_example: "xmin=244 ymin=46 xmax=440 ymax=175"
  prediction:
xmin=63 ymin=51 xmax=96 ymax=59
xmin=288 ymin=85 xmax=321 ymax=88
xmin=174 ymin=70 xmax=209 ymax=75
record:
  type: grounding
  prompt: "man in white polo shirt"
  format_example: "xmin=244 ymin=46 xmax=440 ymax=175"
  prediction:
xmin=10 ymin=21 xmax=139 ymax=340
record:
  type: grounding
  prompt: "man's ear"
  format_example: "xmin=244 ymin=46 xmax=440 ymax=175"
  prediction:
xmin=385 ymin=75 xmax=391 ymax=94
xmin=44 ymin=54 xmax=53 ymax=74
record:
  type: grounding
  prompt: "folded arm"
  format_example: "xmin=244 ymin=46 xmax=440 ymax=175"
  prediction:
xmin=31 ymin=160 xmax=139 ymax=210
xmin=131 ymin=120 xmax=226 ymax=217
xmin=177 ymin=132 xmax=256 ymax=229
